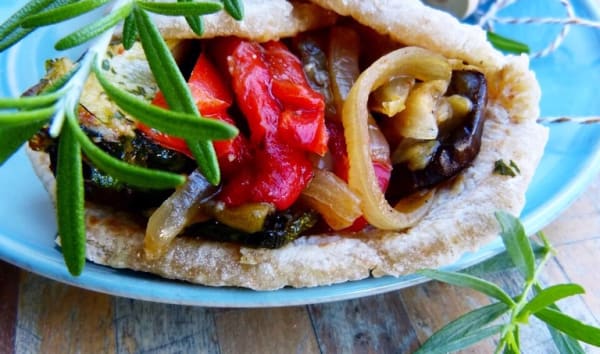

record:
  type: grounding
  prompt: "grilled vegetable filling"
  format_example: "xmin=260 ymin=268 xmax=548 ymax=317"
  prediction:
xmin=29 ymin=23 xmax=489 ymax=252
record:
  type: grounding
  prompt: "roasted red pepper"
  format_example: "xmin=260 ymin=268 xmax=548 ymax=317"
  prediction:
xmin=219 ymin=135 xmax=313 ymax=210
xmin=141 ymin=39 xmax=327 ymax=210
xmin=138 ymin=52 xmax=250 ymax=176
xmin=264 ymin=41 xmax=328 ymax=155
xmin=212 ymin=38 xmax=327 ymax=210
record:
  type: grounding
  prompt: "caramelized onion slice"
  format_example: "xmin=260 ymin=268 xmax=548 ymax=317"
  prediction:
xmin=343 ymin=47 xmax=451 ymax=230
xmin=369 ymin=76 xmax=414 ymax=117
xmin=328 ymin=26 xmax=360 ymax=120
xmin=300 ymin=170 xmax=362 ymax=230
xmin=144 ymin=170 xmax=218 ymax=260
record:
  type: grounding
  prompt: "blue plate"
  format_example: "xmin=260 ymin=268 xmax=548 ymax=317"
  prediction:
xmin=1 ymin=0 xmax=600 ymax=307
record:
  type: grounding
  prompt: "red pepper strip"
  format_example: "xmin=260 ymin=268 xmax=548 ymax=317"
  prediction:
xmin=212 ymin=38 xmax=326 ymax=210
xmin=219 ymin=136 xmax=313 ymax=210
xmin=187 ymin=52 xmax=233 ymax=114
xmin=138 ymin=53 xmax=250 ymax=176
xmin=326 ymin=121 xmax=392 ymax=231
xmin=326 ymin=121 xmax=350 ymax=181
xmin=264 ymin=41 xmax=328 ymax=155
xmin=219 ymin=38 xmax=280 ymax=144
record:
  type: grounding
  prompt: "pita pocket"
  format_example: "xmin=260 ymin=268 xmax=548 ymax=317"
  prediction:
xmin=28 ymin=0 xmax=548 ymax=290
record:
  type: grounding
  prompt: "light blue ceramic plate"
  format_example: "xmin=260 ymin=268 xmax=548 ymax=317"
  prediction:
xmin=1 ymin=0 xmax=600 ymax=307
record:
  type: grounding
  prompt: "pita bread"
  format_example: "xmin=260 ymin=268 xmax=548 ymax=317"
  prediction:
xmin=28 ymin=0 xmax=548 ymax=290
xmin=130 ymin=0 xmax=338 ymax=42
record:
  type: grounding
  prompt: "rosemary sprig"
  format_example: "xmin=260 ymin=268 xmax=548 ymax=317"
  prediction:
xmin=0 ymin=0 xmax=79 ymax=51
xmin=222 ymin=0 xmax=244 ymax=20
xmin=56 ymin=115 xmax=86 ymax=275
xmin=133 ymin=6 xmax=221 ymax=185
xmin=93 ymin=62 xmax=239 ymax=141
xmin=178 ymin=0 xmax=205 ymax=36
xmin=55 ymin=2 xmax=133 ymax=50
xmin=0 ymin=0 xmax=244 ymax=274
xmin=65 ymin=106 xmax=186 ymax=189
xmin=416 ymin=212 xmax=600 ymax=353
xmin=121 ymin=12 xmax=137 ymax=49
xmin=20 ymin=0 xmax=112 ymax=28
xmin=0 ymin=121 xmax=48 ymax=163
xmin=136 ymin=0 xmax=223 ymax=16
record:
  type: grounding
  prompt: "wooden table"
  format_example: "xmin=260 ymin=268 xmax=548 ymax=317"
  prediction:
xmin=1 ymin=172 xmax=599 ymax=354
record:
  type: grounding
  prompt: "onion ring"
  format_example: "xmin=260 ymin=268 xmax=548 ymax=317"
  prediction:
xmin=343 ymin=46 xmax=450 ymax=230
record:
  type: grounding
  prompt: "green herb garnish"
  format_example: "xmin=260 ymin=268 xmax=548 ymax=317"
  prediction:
xmin=0 ymin=0 xmax=244 ymax=275
xmin=487 ymin=31 xmax=531 ymax=55
xmin=416 ymin=212 xmax=600 ymax=353
xmin=494 ymin=159 xmax=521 ymax=177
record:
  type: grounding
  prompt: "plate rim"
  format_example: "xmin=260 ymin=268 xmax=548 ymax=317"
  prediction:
xmin=1 ymin=0 xmax=600 ymax=307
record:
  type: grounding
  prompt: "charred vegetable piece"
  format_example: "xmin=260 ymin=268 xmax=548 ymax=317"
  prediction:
xmin=31 ymin=123 xmax=196 ymax=211
xmin=292 ymin=32 xmax=337 ymax=120
xmin=386 ymin=70 xmax=487 ymax=200
xmin=186 ymin=209 xmax=320 ymax=248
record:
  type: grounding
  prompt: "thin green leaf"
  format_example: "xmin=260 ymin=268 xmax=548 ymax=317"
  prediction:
xmin=532 ymin=283 xmax=586 ymax=353
xmin=0 ymin=0 xmax=56 ymax=39
xmin=0 ymin=27 xmax=34 ymax=52
xmin=136 ymin=0 xmax=223 ymax=16
xmin=502 ymin=327 xmax=520 ymax=354
xmin=417 ymin=325 xmax=504 ymax=354
xmin=536 ymin=308 xmax=600 ymax=346
xmin=518 ymin=284 xmax=585 ymax=319
xmin=463 ymin=242 xmax=547 ymax=277
xmin=66 ymin=111 xmax=185 ymax=189
xmin=512 ymin=327 xmax=520 ymax=353
xmin=538 ymin=231 xmax=554 ymax=253
xmin=0 ymin=119 xmax=47 ymax=165
xmin=0 ymin=92 xmax=62 ymax=109
xmin=178 ymin=0 xmax=204 ymax=36
xmin=496 ymin=211 xmax=536 ymax=281
xmin=185 ymin=15 xmax=204 ymax=36
xmin=0 ymin=106 xmax=56 ymax=125
xmin=93 ymin=62 xmax=238 ymax=140
xmin=546 ymin=319 xmax=586 ymax=353
xmin=487 ymin=31 xmax=530 ymax=54
xmin=54 ymin=2 xmax=133 ymax=50
xmin=121 ymin=12 xmax=137 ymax=50
xmin=133 ymin=6 xmax=220 ymax=184
xmin=223 ymin=0 xmax=244 ymax=20
xmin=547 ymin=325 xmax=586 ymax=354
xmin=186 ymin=139 xmax=219 ymax=184
xmin=56 ymin=119 xmax=86 ymax=275
xmin=419 ymin=269 xmax=515 ymax=306
xmin=133 ymin=7 xmax=193 ymax=112
xmin=21 ymin=0 xmax=111 ymax=28
xmin=0 ymin=0 xmax=78 ymax=52
xmin=416 ymin=302 xmax=509 ymax=353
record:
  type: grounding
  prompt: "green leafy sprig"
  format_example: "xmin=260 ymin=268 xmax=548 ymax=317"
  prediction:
xmin=0 ymin=0 xmax=244 ymax=275
xmin=416 ymin=212 xmax=600 ymax=353
xmin=487 ymin=31 xmax=530 ymax=54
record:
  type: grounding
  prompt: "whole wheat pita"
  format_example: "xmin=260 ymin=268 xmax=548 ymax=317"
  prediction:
xmin=27 ymin=0 xmax=548 ymax=290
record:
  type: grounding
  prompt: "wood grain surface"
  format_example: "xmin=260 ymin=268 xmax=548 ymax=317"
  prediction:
xmin=1 ymin=175 xmax=599 ymax=354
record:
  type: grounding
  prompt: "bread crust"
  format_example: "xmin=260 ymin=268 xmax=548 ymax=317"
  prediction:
xmin=132 ymin=0 xmax=338 ymax=42
xmin=27 ymin=0 xmax=549 ymax=290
